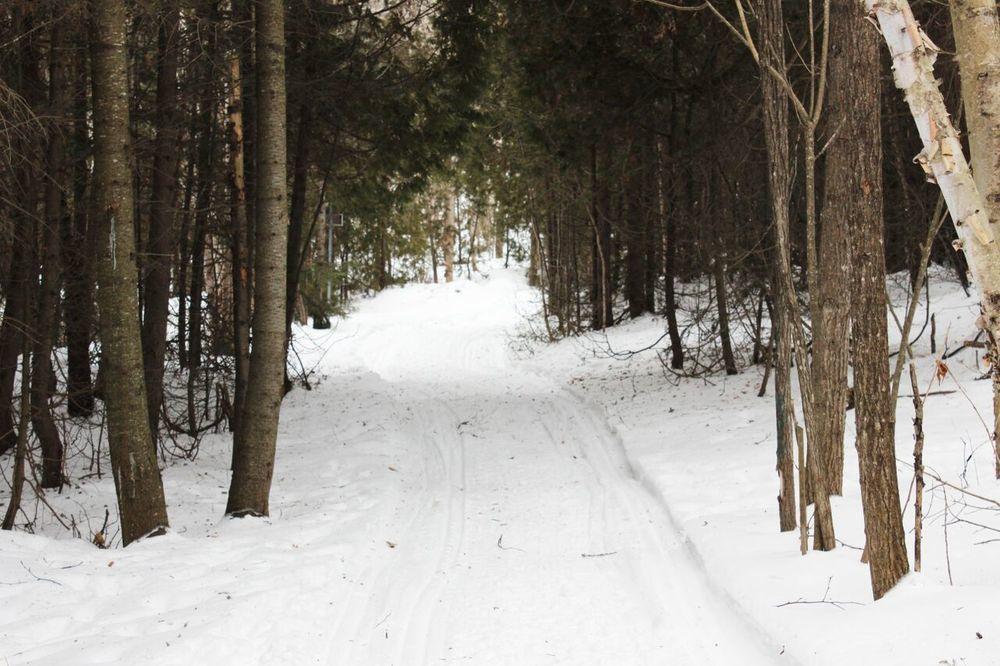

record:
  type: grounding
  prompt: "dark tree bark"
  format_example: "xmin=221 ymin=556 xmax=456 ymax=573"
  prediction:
xmin=64 ymin=50 xmax=97 ymax=419
xmin=590 ymin=143 xmax=613 ymax=330
xmin=1 ymin=342 xmax=30 ymax=531
xmin=625 ymin=143 xmax=648 ymax=319
xmin=759 ymin=0 xmax=797 ymax=532
xmin=227 ymin=0 xmax=289 ymax=517
xmin=228 ymin=49 xmax=251 ymax=453
xmin=0 ymin=11 xmax=41 ymax=457
xmin=659 ymin=131 xmax=684 ymax=370
xmin=285 ymin=98 xmax=313 ymax=343
xmin=33 ymin=16 xmax=70 ymax=488
xmin=840 ymin=0 xmax=909 ymax=599
xmin=810 ymin=0 xmax=855 ymax=496
xmin=714 ymin=252 xmax=738 ymax=376
xmin=140 ymin=0 xmax=182 ymax=439
xmin=90 ymin=0 xmax=170 ymax=544
xmin=0 ymin=225 xmax=30 ymax=456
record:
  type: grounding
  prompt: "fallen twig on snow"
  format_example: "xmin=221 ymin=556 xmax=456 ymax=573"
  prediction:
xmin=775 ymin=577 xmax=862 ymax=611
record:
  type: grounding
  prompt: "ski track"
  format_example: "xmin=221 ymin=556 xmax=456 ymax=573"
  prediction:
xmin=321 ymin=272 xmax=784 ymax=665
xmin=0 ymin=269 xmax=785 ymax=665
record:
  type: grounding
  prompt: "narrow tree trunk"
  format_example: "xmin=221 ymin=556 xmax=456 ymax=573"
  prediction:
xmin=90 ymin=0 xmax=170 ymax=544
xmin=760 ymin=0 xmax=797 ymax=533
xmin=642 ymin=135 xmax=658 ymax=314
xmin=443 ymin=193 xmax=457 ymax=283
xmin=910 ymin=364 xmax=925 ymax=572
xmin=714 ymin=253 xmax=738 ymax=375
xmin=228 ymin=51 xmax=251 ymax=450
xmin=34 ymin=17 xmax=70 ymax=488
xmin=285 ymin=99 xmax=313 ymax=344
xmin=811 ymin=0 xmax=857 ymax=497
xmin=140 ymin=0 xmax=181 ymax=439
xmin=0 ymin=224 xmax=30 ymax=456
xmin=176 ymin=130 xmax=196 ymax=369
xmin=590 ymin=143 xmax=613 ymax=330
xmin=659 ymin=136 xmax=684 ymax=368
xmin=625 ymin=145 xmax=647 ymax=319
xmin=64 ymin=51 xmax=96 ymax=418
xmin=801 ymin=122 xmax=837 ymax=552
xmin=1 ymin=343 xmax=30 ymax=531
xmin=227 ymin=0 xmax=289 ymax=517
xmin=493 ymin=202 xmax=503 ymax=259
xmin=850 ymin=0 xmax=911 ymax=599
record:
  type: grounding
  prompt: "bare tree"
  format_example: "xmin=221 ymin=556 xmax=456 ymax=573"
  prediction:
xmin=837 ymin=0 xmax=910 ymax=600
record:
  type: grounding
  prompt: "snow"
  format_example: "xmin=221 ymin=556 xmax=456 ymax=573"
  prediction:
xmin=1 ymin=262 xmax=998 ymax=664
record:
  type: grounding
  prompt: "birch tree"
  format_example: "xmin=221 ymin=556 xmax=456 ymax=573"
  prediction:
xmin=948 ymin=0 xmax=1000 ymax=476
xmin=865 ymin=0 xmax=1000 ymax=479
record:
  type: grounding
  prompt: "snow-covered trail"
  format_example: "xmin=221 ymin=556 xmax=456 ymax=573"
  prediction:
xmin=0 ymin=266 xmax=786 ymax=665
xmin=319 ymin=268 xmax=781 ymax=664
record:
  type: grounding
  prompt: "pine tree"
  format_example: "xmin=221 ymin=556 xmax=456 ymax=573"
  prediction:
xmin=90 ymin=0 xmax=170 ymax=545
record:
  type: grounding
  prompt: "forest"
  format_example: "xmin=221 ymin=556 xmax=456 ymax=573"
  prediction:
xmin=1 ymin=0 xmax=999 ymax=663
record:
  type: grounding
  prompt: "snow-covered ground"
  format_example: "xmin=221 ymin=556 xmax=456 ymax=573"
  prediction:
xmin=1 ymin=262 xmax=998 ymax=664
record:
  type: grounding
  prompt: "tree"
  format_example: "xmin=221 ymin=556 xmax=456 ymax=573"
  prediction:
xmin=141 ymin=0 xmax=182 ymax=439
xmin=866 ymin=0 xmax=1000 ymax=483
xmin=949 ymin=0 xmax=1000 ymax=477
xmin=758 ymin=0 xmax=797 ymax=533
xmin=33 ymin=13 xmax=70 ymax=488
xmin=227 ymin=0 xmax=290 ymax=517
xmin=90 ymin=0 xmax=170 ymax=545
xmin=833 ymin=0 xmax=910 ymax=600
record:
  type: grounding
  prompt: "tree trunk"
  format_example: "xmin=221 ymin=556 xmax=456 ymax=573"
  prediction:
xmin=948 ymin=0 xmax=1000 ymax=477
xmin=625 ymin=145 xmax=647 ymax=319
xmin=90 ymin=0 xmax=170 ymax=544
xmin=227 ymin=0 xmax=289 ymax=517
xmin=659 ymin=136 xmax=684 ymax=369
xmin=810 ymin=0 xmax=856 ymax=497
xmin=443 ymin=193 xmax=457 ymax=282
xmin=590 ymin=143 xmax=613 ymax=330
xmin=949 ymin=0 xmax=1000 ymax=231
xmin=866 ymin=0 xmax=1000 ymax=369
xmin=714 ymin=253 xmax=738 ymax=375
xmin=759 ymin=0 xmax=797 ymax=533
xmin=1 ymin=343 xmax=30 ymax=531
xmin=64 ymin=51 xmax=96 ymax=418
xmin=140 ymin=0 xmax=181 ymax=439
xmin=0 ymin=223 xmax=30 ymax=456
xmin=228 ymin=50 xmax=251 ymax=452
xmin=34 ymin=17 xmax=70 ymax=488
xmin=849 ymin=0 xmax=911 ymax=600
xmin=285 ymin=99 xmax=313 ymax=345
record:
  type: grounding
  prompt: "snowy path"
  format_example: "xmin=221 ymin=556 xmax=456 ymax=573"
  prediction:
xmin=0 ymin=267 xmax=784 ymax=665
xmin=319 ymin=269 xmax=781 ymax=664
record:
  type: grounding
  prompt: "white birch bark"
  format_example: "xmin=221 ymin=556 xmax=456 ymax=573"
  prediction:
xmin=865 ymin=0 xmax=1000 ymax=332
xmin=949 ymin=0 xmax=1000 ymax=233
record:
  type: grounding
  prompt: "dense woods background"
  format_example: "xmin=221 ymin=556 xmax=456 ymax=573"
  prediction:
xmin=1 ymin=0 xmax=997 ymax=602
